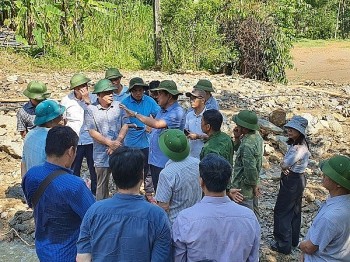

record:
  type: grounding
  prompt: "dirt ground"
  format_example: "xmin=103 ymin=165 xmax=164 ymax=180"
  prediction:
xmin=286 ymin=41 xmax=350 ymax=83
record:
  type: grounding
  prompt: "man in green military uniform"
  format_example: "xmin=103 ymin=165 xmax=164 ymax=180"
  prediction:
xmin=228 ymin=110 xmax=263 ymax=218
xmin=199 ymin=109 xmax=234 ymax=166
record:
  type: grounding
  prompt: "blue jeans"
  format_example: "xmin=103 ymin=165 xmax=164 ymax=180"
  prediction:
xmin=72 ymin=144 xmax=97 ymax=195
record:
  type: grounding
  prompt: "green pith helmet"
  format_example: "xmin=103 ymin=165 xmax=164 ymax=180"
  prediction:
xmin=152 ymin=80 xmax=183 ymax=95
xmin=158 ymin=129 xmax=190 ymax=161
xmin=232 ymin=110 xmax=259 ymax=131
xmin=70 ymin=73 xmax=91 ymax=90
xmin=105 ymin=68 xmax=123 ymax=80
xmin=320 ymin=155 xmax=350 ymax=191
xmin=34 ymin=100 xmax=65 ymax=126
xmin=194 ymin=79 xmax=215 ymax=92
xmin=23 ymin=81 xmax=51 ymax=100
xmin=128 ymin=77 xmax=148 ymax=92
xmin=92 ymin=79 xmax=116 ymax=94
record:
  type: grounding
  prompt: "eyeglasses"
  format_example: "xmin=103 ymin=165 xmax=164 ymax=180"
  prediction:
xmin=190 ymin=95 xmax=203 ymax=101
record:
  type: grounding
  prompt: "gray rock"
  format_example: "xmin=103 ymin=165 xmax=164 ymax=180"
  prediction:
xmin=259 ymin=119 xmax=284 ymax=135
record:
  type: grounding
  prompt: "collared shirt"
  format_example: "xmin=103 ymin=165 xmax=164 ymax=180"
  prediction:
xmin=76 ymin=193 xmax=172 ymax=262
xmin=304 ymin=194 xmax=350 ymax=262
xmin=205 ymin=96 xmax=219 ymax=110
xmin=16 ymin=100 xmax=36 ymax=132
xmin=149 ymin=101 xmax=185 ymax=168
xmin=113 ymin=86 xmax=129 ymax=102
xmin=185 ymin=107 xmax=206 ymax=159
xmin=172 ymin=196 xmax=261 ymax=262
xmin=282 ymin=142 xmax=310 ymax=173
xmin=155 ymin=156 xmax=202 ymax=224
xmin=200 ymin=131 xmax=234 ymax=165
xmin=122 ymin=95 xmax=160 ymax=149
xmin=22 ymin=126 xmax=49 ymax=170
xmin=61 ymin=92 xmax=97 ymax=145
xmin=85 ymin=100 xmax=126 ymax=167
xmin=22 ymin=161 xmax=95 ymax=262
xmin=229 ymin=131 xmax=263 ymax=199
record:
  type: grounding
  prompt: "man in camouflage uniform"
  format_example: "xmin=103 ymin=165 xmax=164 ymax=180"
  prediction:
xmin=228 ymin=110 xmax=263 ymax=218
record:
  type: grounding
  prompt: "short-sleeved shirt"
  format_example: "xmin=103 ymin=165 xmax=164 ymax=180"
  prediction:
xmin=22 ymin=161 xmax=95 ymax=262
xmin=172 ymin=196 xmax=260 ymax=262
xmin=149 ymin=102 xmax=184 ymax=168
xmin=22 ymin=126 xmax=49 ymax=170
xmin=155 ymin=156 xmax=202 ymax=224
xmin=200 ymin=131 xmax=234 ymax=165
xmin=76 ymin=193 xmax=172 ymax=262
xmin=205 ymin=96 xmax=219 ymax=110
xmin=61 ymin=92 xmax=97 ymax=145
xmin=304 ymin=194 xmax=350 ymax=262
xmin=229 ymin=131 xmax=263 ymax=199
xmin=113 ymin=86 xmax=129 ymax=102
xmin=185 ymin=108 xmax=206 ymax=159
xmin=122 ymin=95 xmax=160 ymax=149
xmin=16 ymin=100 xmax=36 ymax=132
xmin=85 ymin=100 xmax=126 ymax=167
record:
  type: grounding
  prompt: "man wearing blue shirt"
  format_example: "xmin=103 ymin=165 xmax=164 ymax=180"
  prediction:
xmin=76 ymin=147 xmax=171 ymax=262
xmin=122 ymin=77 xmax=160 ymax=196
xmin=120 ymin=80 xmax=184 ymax=191
xmin=22 ymin=126 xmax=95 ymax=262
xmin=104 ymin=68 xmax=129 ymax=102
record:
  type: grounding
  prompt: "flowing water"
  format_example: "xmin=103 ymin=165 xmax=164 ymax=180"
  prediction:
xmin=0 ymin=241 xmax=38 ymax=261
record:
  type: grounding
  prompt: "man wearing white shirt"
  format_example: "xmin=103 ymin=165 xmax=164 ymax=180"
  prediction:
xmin=61 ymin=73 xmax=97 ymax=195
xmin=185 ymin=88 xmax=207 ymax=159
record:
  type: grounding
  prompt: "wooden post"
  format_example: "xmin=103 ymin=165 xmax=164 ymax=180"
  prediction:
xmin=153 ymin=0 xmax=162 ymax=68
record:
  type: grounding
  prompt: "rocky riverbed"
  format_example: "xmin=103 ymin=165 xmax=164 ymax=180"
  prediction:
xmin=0 ymin=68 xmax=350 ymax=261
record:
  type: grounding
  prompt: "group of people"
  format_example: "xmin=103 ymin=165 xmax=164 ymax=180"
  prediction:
xmin=17 ymin=68 xmax=350 ymax=261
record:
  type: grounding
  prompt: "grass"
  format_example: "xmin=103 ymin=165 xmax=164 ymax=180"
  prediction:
xmin=293 ymin=38 xmax=350 ymax=48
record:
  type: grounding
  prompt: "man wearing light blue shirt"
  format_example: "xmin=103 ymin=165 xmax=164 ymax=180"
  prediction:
xmin=104 ymin=68 xmax=129 ymax=102
xmin=120 ymin=80 xmax=184 ymax=191
xmin=172 ymin=153 xmax=260 ymax=262
xmin=122 ymin=77 xmax=160 ymax=195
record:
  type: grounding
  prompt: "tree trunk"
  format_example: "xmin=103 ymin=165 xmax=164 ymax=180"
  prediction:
xmin=153 ymin=0 xmax=162 ymax=68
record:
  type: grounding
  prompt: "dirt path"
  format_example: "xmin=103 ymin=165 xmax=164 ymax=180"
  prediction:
xmin=286 ymin=41 xmax=350 ymax=83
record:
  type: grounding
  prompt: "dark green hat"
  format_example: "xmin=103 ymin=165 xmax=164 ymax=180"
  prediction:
xmin=105 ymin=68 xmax=123 ymax=80
xmin=23 ymin=81 xmax=51 ymax=100
xmin=320 ymin=155 xmax=350 ymax=191
xmin=194 ymin=79 xmax=215 ymax=92
xmin=232 ymin=110 xmax=259 ymax=131
xmin=128 ymin=77 xmax=148 ymax=92
xmin=92 ymin=79 xmax=116 ymax=94
xmin=34 ymin=100 xmax=65 ymax=126
xmin=159 ymin=129 xmax=190 ymax=161
xmin=70 ymin=73 xmax=91 ymax=90
xmin=152 ymin=80 xmax=183 ymax=95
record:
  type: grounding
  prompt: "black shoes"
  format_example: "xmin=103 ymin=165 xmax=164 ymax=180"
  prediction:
xmin=270 ymin=241 xmax=291 ymax=255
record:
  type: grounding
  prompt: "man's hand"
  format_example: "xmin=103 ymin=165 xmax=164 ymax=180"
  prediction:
xmin=187 ymin=133 xmax=198 ymax=140
xmin=119 ymin=104 xmax=135 ymax=117
xmin=106 ymin=140 xmax=122 ymax=155
xmin=228 ymin=188 xmax=244 ymax=203
xmin=233 ymin=127 xmax=242 ymax=140
xmin=79 ymin=87 xmax=91 ymax=104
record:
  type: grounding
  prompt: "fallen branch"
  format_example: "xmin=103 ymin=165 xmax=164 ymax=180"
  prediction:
xmin=1 ymin=228 xmax=35 ymax=247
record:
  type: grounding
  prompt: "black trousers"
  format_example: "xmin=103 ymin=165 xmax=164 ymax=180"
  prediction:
xmin=72 ymin=144 xmax=97 ymax=195
xmin=273 ymin=171 xmax=306 ymax=253
xmin=149 ymin=164 xmax=163 ymax=192
xmin=140 ymin=148 xmax=154 ymax=194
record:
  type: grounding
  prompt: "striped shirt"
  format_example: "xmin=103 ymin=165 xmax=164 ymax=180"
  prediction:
xmin=155 ymin=156 xmax=202 ymax=224
xmin=85 ymin=100 xmax=126 ymax=167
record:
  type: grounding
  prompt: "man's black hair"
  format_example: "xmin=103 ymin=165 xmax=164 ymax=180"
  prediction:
xmin=149 ymin=80 xmax=160 ymax=90
xmin=202 ymin=109 xmax=223 ymax=132
xmin=109 ymin=147 xmax=145 ymax=189
xmin=199 ymin=153 xmax=232 ymax=192
xmin=45 ymin=126 xmax=78 ymax=157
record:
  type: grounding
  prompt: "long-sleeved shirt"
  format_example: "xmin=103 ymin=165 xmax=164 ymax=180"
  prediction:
xmin=61 ymin=92 xmax=96 ymax=145
xmin=185 ymin=107 xmax=206 ymax=159
xmin=172 ymin=196 xmax=260 ymax=262
xmin=229 ymin=131 xmax=263 ymax=199
xmin=77 ymin=193 xmax=172 ymax=262
xmin=199 ymin=131 xmax=234 ymax=166
xmin=22 ymin=161 xmax=95 ymax=262
xmin=281 ymin=142 xmax=310 ymax=173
